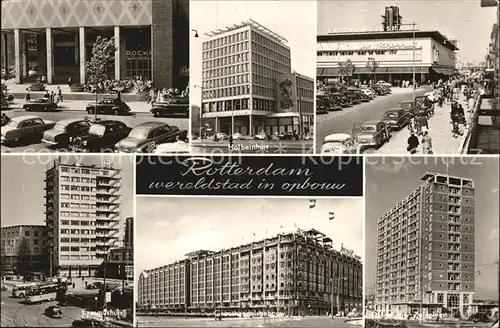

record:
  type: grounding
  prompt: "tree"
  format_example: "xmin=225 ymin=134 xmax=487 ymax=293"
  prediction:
xmin=366 ymin=57 xmax=380 ymax=82
xmin=16 ymin=237 xmax=32 ymax=278
xmin=337 ymin=59 xmax=356 ymax=85
xmin=86 ymin=36 xmax=116 ymax=86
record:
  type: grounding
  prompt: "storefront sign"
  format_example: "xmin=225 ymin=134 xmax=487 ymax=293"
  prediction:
xmin=340 ymin=244 xmax=356 ymax=258
xmin=359 ymin=42 xmax=416 ymax=51
xmin=125 ymin=50 xmax=151 ymax=57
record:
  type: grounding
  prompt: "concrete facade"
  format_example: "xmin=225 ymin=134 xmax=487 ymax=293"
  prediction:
xmin=0 ymin=225 xmax=47 ymax=273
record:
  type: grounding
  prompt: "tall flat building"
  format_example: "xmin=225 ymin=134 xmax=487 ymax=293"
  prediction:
xmin=375 ymin=171 xmax=475 ymax=318
xmin=138 ymin=229 xmax=362 ymax=316
xmin=0 ymin=225 xmax=47 ymax=274
xmin=44 ymin=159 xmax=122 ymax=278
xmin=125 ymin=217 xmax=134 ymax=248
xmin=201 ymin=20 xmax=314 ymax=136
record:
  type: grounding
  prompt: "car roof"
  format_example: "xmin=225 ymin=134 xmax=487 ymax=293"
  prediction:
xmin=91 ymin=120 xmax=123 ymax=127
xmin=324 ymin=133 xmax=352 ymax=142
xmin=56 ymin=118 xmax=86 ymax=125
xmin=12 ymin=115 xmax=40 ymax=121
xmin=385 ymin=108 xmax=402 ymax=112
xmin=363 ymin=120 xmax=382 ymax=125
xmin=132 ymin=121 xmax=168 ymax=130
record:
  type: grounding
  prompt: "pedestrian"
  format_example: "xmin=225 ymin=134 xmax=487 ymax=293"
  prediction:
xmin=50 ymin=91 xmax=55 ymax=103
xmin=416 ymin=111 xmax=429 ymax=135
xmin=68 ymin=76 xmax=73 ymax=87
xmin=57 ymin=86 xmax=63 ymax=102
xmin=72 ymin=282 xmax=75 ymax=289
xmin=229 ymin=134 xmax=234 ymax=147
xmin=407 ymin=132 xmax=419 ymax=154
xmin=421 ymin=131 xmax=433 ymax=154
xmin=117 ymin=90 xmax=122 ymax=103
xmin=468 ymin=96 xmax=475 ymax=112
xmin=41 ymin=75 xmax=46 ymax=84
xmin=25 ymin=88 xmax=31 ymax=102
xmin=43 ymin=90 xmax=50 ymax=99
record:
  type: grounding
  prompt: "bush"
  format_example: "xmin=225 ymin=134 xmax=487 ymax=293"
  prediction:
xmin=70 ymin=84 xmax=85 ymax=92
xmin=29 ymin=83 xmax=45 ymax=92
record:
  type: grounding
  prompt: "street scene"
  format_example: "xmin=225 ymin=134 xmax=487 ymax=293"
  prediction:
xmin=190 ymin=1 xmax=316 ymax=153
xmin=317 ymin=1 xmax=499 ymax=154
xmin=365 ymin=157 xmax=499 ymax=328
xmin=1 ymin=155 xmax=134 ymax=327
xmin=135 ymin=198 xmax=363 ymax=327
xmin=1 ymin=0 xmax=190 ymax=153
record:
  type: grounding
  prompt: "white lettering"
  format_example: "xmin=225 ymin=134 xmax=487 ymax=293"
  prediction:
xmin=125 ymin=50 xmax=152 ymax=57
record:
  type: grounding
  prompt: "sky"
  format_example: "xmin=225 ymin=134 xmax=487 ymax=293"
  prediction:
xmin=1 ymin=155 xmax=134 ymax=234
xmin=365 ymin=156 xmax=499 ymax=300
xmin=190 ymin=0 xmax=317 ymax=106
xmin=135 ymin=197 xmax=363 ymax=277
xmin=317 ymin=0 xmax=498 ymax=65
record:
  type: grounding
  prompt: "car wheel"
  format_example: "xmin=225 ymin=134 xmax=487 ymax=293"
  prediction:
xmin=25 ymin=106 xmax=31 ymax=111
xmin=114 ymin=109 xmax=120 ymax=116
xmin=19 ymin=293 xmax=24 ymax=298
xmin=153 ymin=111 xmax=159 ymax=117
xmin=88 ymin=108 xmax=94 ymax=114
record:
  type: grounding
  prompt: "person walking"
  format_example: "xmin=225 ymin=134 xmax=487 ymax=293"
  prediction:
xmin=57 ymin=86 xmax=63 ymax=102
xmin=421 ymin=131 xmax=433 ymax=154
xmin=407 ymin=132 xmax=419 ymax=154
xmin=50 ymin=91 xmax=55 ymax=103
xmin=416 ymin=111 xmax=429 ymax=135
xmin=229 ymin=134 xmax=234 ymax=147
xmin=25 ymin=88 xmax=31 ymax=102
xmin=68 ymin=76 xmax=73 ymax=87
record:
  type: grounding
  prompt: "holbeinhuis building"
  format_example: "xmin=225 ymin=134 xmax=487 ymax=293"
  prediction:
xmin=200 ymin=20 xmax=314 ymax=137
xmin=138 ymin=229 xmax=362 ymax=316
xmin=375 ymin=172 xmax=475 ymax=318
xmin=1 ymin=0 xmax=189 ymax=88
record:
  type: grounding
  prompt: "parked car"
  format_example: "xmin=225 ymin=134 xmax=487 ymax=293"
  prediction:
xmin=321 ymin=133 xmax=358 ymax=154
xmin=23 ymin=98 xmax=58 ymax=112
xmin=359 ymin=88 xmax=375 ymax=99
xmin=115 ymin=121 xmax=188 ymax=153
xmin=317 ymin=94 xmax=342 ymax=112
xmin=86 ymin=97 xmax=131 ymax=116
xmin=278 ymin=132 xmax=300 ymax=141
xmin=232 ymin=132 xmax=252 ymax=140
xmin=1 ymin=115 xmax=55 ymax=144
xmin=381 ymin=109 xmax=411 ymax=130
xmin=376 ymin=80 xmax=392 ymax=87
xmin=333 ymin=93 xmax=352 ymax=107
xmin=400 ymin=101 xmax=419 ymax=116
xmin=151 ymin=96 xmax=189 ymax=117
xmin=347 ymin=89 xmax=370 ymax=102
xmin=153 ymin=140 xmax=190 ymax=153
xmin=70 ymin=120 xmax=131 ymax=152
xmin=341 ymin=91 xmax=361 ymax=104
xmin=45 ymin=305 xmax=63 ymax=318
xmin=42 ymin=118 xmax=91 ymax=148
xmin=469 ymin=312 xmax=492 ymax=323
xmin=352 ymin=120 xmax=391 ymax=149
xmin=208 ymin=132 xmax=229 ymax=141
xmin=254 ymin=132 xmax=270 ymax=141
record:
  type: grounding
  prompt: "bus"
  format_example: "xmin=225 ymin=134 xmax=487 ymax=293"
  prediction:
xmin=25 ymin=283 xmax=66 ymax=304
xmin=11 ymin=282 xmax=38 ymax=298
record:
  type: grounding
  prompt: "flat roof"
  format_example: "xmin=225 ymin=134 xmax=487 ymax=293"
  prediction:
xmin=205 ymin=19 xmax=288 ymax=44
xmin=420 ymin=170 xmax=472 ymax=182
xmin=318 ymin=30 xmax=459 ymax=51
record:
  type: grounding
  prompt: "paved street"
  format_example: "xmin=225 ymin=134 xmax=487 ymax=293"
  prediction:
xmin=136 ymin=316 xmax=360 ymax=327
xmin=316 ymin=87 xmax=429 ymax=153
xmin=1 ymin=289 xmax=83 ymax=327
xmin=1 ymin=103 xmax=188 ymax=153
xmin=191 ymin=140 xmax=314 ymax=154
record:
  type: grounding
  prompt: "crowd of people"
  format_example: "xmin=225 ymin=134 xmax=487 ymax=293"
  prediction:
xmin=405 ymin=76 xmax=486 ymax=155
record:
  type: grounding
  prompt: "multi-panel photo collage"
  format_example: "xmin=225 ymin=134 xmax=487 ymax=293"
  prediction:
xmin=0 ymin=1 xmax=498 ymax=328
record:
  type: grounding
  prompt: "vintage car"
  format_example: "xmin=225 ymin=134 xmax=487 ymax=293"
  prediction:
xmin=321 ymin=133 xmax=358 ymax=154
xmin=232 ymin=132 xmax=252 ymax=140
xmin=341 ymin=91 xmax=361 ymax=105
xmin=1 ymin=115 xmax=55 ymax=144
xmin=70 ymin=120 xmax=131 ymax=152
xmin=352 ymin=120 xmax=391 ymax=149
xmin=153 ymin=140 xmax=190 ymax=153
xmin=376 ymin=80 xmax=392 ymax=87
xmin=278 ymin=132 xmax=300 ymax=141
xmin=347 ymin=89 xmax=371 ymax=102
xmin=1 ymin=114 xmax=10 ymax=126
xmin=86 ymin=97 xmax=131 ymax=116
xmin=359 ymin=88 xmax=375 ymax=99
xmin=42 ymin=118 xmax=91 ymax=148
xmin=254 ymin=132 xmax=270 ymax=141
xmin=23 ymin=98 xmax=58 ymax=112
xmin=115 ymin=121 xmax=188 ymax=153
xmin=151 ymin=96 xmax=189 ymax=117
xmin=316 ymin=94 xmax=342 ymax=112
xmin=45 ymin=305 xmax=63 ymax=318
xmin=381 ymin=109 xmax=411 ymax=130
xmin=208 ymin=132 xmax=229 ymax=141
xmin=400 ymin=101 xmax=419 ymax=116
xmin=414 ymin=95 xmax=428 ymax=108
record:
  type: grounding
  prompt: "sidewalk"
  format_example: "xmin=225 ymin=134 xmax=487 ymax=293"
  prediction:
xmin=3 ymin=81 xmax=148 ymax=102
xmin=7 ymin=99 xmax=152 ymax=114
xmin=377 ymin=95 xmax=472 ymax=154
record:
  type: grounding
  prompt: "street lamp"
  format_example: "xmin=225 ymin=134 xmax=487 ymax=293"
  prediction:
xmin=191 ymin=29 xmax=199 ymax=38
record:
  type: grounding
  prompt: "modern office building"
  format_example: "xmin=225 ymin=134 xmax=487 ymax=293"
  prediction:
xmin=124 ymin=217 xmax=134 ymax=247
xmin=106 ymin=217 xmax=134 ymax=280
xmin=200 ymin=20 xmax=314 ymax=136
xmin=1 ymin=0 xmax=189 ymax=88
xmin=138 ymin=229 xmax=363 ymax=316
xmin=375 ymin=172 xmax=475 ymax=318
xmin=0 ymin=225 xmax=47 ymax=273
xmin=44 ymin=159 xmax=122 ymax=278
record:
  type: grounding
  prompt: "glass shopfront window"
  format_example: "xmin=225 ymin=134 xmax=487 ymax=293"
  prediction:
xmin=123 ymin=27 xmax=152 ymax=80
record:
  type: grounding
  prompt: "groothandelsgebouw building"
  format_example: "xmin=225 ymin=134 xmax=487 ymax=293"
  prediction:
xmin=375 ymin=172 xmax=475 ymax=318
xmin=1 ymin=0 xmax=189 ymax=88
xmin=138 ymin=229 xmax=362 ymax=316
xmin=44 ymin=159 xmax=122 ymax=278
xmin=200 ymin=20 xmax=314 ymax=137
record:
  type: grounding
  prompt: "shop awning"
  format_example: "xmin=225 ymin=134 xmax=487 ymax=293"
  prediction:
xmin=386 ymin=67 xmax=429 ymax=74
xmin=317 ymin=68 xmax=340 ymax=77
xmin=432 ymin=67 xmax=456 ymax=75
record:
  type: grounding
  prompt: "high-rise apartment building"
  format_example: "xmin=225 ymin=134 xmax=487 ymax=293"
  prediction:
xmin=124 ymin=217 xmax=134 ymax=247
xmin=138 ymin=229 xmax=362 ymax=316
xmin=375 ymin=172 xmax=475 ymax=318
xmin=201 ymin=20 xmax=314 ymax=136
xmin=0 ymin=225 xmax=47 ymax=273
xmin=44 ymin=159 xmax=122 ymax=278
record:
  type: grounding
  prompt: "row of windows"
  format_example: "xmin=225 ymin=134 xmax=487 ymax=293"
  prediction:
xmin=60 ymin=167 xmax=111 ymax=176
xmin=318 ymin=50 xmax=398 ymax=56
xmin=60 ymin=255 xmax=97 ymax=260
xmin=203 ymin=30 xmax=250 ymax=50
xmin=203 ymin=63 xmax=249 ymax=79
xmin=203 ymin=73 xmax=250 ymax=90
xmin=203 ymin=85 xmax=250 ymax=99
xmin=61 ymin=194 xmax=96 ymax=200
xmin=60 ymin=220 xmax=96 ymax=226
xmin=61 ymin=203 xmax=94 ymax=209
xmin=1 ymin=238 xmax=41 ymax=246
xmin=3 ymin=246 xmax=41 ymax=254
xmin=1 ymin=230 xmax=42 ymax=238
xmin=60 ymin=185 xmax=96 ymax=192
xmin=203 ymin=42 xmax=249 ymax=61
xmin=252 ymin=50 xmax=290 ymax=73
xmin=60 ymin=229 xmax=96 ymax=234
xmin=60 ymin=176 xmax=97 ymax=183
xmin=60 ymin=237 xmax=95 ymax=243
